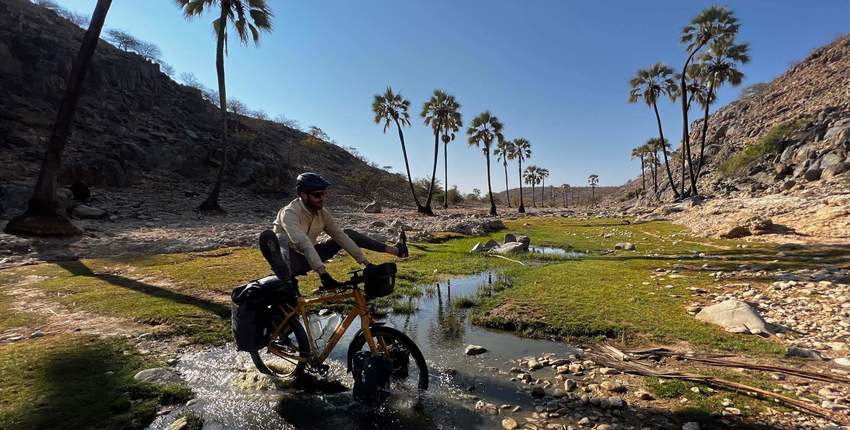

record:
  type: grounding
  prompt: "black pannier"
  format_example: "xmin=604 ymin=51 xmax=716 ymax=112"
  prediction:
xmin=363 ymin=262 xmax=397 ymax=298
xmin=351 ymin=351 xmax=393 ymax=405
xmin=231 ymin=275 xmax=297 ymax=352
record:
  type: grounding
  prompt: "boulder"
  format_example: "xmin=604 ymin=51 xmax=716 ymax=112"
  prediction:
xmin=69 ymin=181 xmax=90 ymax=201
xmin=614 ymin=242 xmax=636 ymax=251
xmin=465 ymin=345 xmax=487 ymax=355
xmin=134 ymin=367 xmax=183 ymax=384
xmin=363 ymin=201 xmax=381 ymax=213
xmin=516 ymin=235 xmax=530 ymax=249
xmin=695 ymin=299 xmax=771 ymax=335
xmin=70 ymin=204 xmax=107 ymax=220
xmin=781 ymin=180 xmax=796 ymax=191
xmin=819 ymin=151 xmax=845 ymax=169
xmin=823 ymin=162 xmax=848 ymax=179
xmin=721 ymin=225 xmax=751 ymax=239
xmin=492 ymin=242 xmax=526 ymax=255
xmin=0 ymin=183 xmax=32 ymax=216
xmin=470 ymin=242 xmax=485 ymax=253
xmin=504 ymin=233 xmax=517 ymax=243
xmin=501 ymin=418 xmax=519 ymax=430
xmin=804 ymin=168 xmax=822 ymax=181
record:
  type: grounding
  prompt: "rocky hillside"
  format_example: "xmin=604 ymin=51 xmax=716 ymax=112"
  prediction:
xmin=0 ymin=0 xmax=406 ymax=218
xmin=628 ymin=34 xmax=850 ymax=241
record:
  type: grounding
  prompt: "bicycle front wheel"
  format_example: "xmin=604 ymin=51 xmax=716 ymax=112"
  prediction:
xmin=347 ymin=325 xmax=429 ymax=392
xmin=250 ymin=314 xmax=309 ymax=379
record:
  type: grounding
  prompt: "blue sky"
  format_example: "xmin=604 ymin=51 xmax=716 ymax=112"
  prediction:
xmin=56 ymin=1 xmax=850 ymax=193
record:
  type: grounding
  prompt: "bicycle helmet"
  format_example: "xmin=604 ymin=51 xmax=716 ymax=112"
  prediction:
xmin=296 ymin=172 xmax=331 ymax=193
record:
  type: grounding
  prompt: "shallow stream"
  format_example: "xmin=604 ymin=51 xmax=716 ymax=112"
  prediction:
xmin=148 ymin=271 xmax=577 ymax=430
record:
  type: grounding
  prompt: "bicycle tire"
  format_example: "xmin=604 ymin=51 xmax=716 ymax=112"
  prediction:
xmin=250 ymin=314 xmax=309 ymax=379
xmin=347 ymin=325 xmax=429 ymax=391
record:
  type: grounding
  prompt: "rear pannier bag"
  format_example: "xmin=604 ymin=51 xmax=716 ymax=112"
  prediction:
xmin=230 ymin=276 xmax=297 ymax=352
xmin=351 ymin=351 xmax=393 ymax=405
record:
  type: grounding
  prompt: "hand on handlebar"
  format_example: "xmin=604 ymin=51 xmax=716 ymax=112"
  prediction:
xmin=320 ymin=272 xmax=343 ymax=290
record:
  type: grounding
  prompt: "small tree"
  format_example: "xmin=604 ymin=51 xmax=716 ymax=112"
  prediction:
xmin=106 ymin=29 xmax=139 ymax=51
xmin=136 ymin=41 xmax=162 ymax=62
xmin=587 ymin=174 xmax=599 ymax=203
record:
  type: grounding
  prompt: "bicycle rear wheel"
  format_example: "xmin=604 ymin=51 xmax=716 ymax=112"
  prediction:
xmin=347 ymin=325 xmax=429 ymax=393
xmin=250 ymin=314 xmax=309 ymax=379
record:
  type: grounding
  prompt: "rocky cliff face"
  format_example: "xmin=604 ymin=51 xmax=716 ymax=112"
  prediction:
xmin=0 ymin=0 xmax=405 ymax=217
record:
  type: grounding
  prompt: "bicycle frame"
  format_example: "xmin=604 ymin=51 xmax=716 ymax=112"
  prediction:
xmin=268 ymin=287 xmax=378 ymax=364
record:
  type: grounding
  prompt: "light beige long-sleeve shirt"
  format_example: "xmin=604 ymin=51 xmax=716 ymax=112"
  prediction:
xmin=273 ymin=198 xmax=369 ymax=272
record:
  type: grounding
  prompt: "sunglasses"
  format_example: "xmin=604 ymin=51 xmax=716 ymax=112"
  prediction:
xmin=307 ymin=191 xmax=327 ymax=198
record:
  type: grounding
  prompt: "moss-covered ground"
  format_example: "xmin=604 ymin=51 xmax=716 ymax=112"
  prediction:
xmin=1 ymin=215 xmax=846 ymax=428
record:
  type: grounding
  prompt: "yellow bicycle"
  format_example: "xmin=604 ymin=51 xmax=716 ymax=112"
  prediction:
xmin=249 ymin=264 xmax=429 ymax=394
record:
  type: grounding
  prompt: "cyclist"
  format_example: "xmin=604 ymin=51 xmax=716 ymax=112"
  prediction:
xmin=269 ymin=172 xmax=408 ymax=290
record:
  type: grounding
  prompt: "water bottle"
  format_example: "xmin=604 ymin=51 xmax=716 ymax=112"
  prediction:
xmin=319 ymin=312 xmax=341 ymax=340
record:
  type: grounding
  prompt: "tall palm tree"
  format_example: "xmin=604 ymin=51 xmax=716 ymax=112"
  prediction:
xmin=523 ymin=165 xmax=540 ymax=208
xmin=421 ymin=90 xmax=462 ymax=214
xmin=439 ymin=101 xmax=462 ymax=209
xmin=177 ymin=0 xmax=273 ymax=212
xmin=679 ymin=6 xmax=740 ymax=197
xmin=538 ymin=167 xmax=550 ymax=206
xmin=562 ymin=184 xmax=570 ymax=207
xmin=466 ymin=112 xmax=503 ymax=216
xmin=588 ymin=174 xmax=599 ymax=203
xmin=373 ymin=87 xmax=425 ymax=212
xmin=631 ymin=145 xmax=647 ymax=192
xmin=691 ymin=38 xmax=749 ymax=193
xmin=511 ymin=138 xmax=531 ymax=213
xmin=5 ymin=0 xmax=112 ymax=236
xmin=493 ymin=138 xmax=515 ymax=207
xmin=629 ymin=63 xmax=679 ymax=199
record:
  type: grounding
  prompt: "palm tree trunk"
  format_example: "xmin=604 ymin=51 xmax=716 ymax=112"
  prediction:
xmin=541 ymin=178 xmax=545 ymax=206
xmin=5 ymin=0 xmax=112 ymax=236
xmin=563 ymin=187 xmax=567 ymax=207
xmin=485 ymin=151 xmax=497 ymax=216
xmin=394 ymin=118 xmax=424 ymax=211
xmin=424 ymin=121 xmax=442 ymax=214
xmin=503 ymin=161 xmax=511 ymax=207
xmin=652 ymin=102 xmax=679 ymax=199
xmin=517 ymin=159 xmax=525 ymax=213
xmin=651 ymin=152 xmax=659 ymax=196
xmin=679 ymin=47 xmax=701 ymax=199
xmin=692 ymin=84 xmax=715 ymax=195
xmin=531 ymin=183 xmax=536 ymax=207
xmin=640 ymin=155 xmax=645 ymax=191
xmin=198 ymin=5 xmax=230 ymax=212
xmin=443 ymin=141 xmax=449 ymax=209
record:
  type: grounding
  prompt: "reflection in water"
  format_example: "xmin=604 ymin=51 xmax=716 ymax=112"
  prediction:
xmin=528 ymin=245 xmax=586 ymax=258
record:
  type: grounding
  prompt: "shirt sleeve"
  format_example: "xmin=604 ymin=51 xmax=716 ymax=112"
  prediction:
xmin=282 ymin=206 xmax=325 ymax=272
xmin=322 ymin=209 xmax=370 ymax=265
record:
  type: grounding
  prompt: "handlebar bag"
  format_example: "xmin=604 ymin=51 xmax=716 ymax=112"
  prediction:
xmin=364 ymin=262 xmax=397 ymax=298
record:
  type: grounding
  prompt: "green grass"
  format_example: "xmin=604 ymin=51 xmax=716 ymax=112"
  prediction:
xmin=452 ymin=295 xmax=479 ymax=309
xmin=0 ymin=335 xmax=192 ymax=430
xmin=718 ymin=120 xmax=802 ymax=177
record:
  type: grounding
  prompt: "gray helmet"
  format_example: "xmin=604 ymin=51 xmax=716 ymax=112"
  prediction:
xmin=296 ymin=172 xmax=331 ymax=193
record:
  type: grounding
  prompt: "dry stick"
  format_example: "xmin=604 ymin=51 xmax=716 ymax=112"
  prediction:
xmin=588 ymin=349 xmax=849 ymax=425
xmin=487 ymin=253 xmax=526 ymax=266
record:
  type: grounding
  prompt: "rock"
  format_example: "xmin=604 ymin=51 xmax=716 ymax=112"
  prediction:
xmin=526 ymin=359 xmax=543 ymax=370
xmin=834 ymin=357 xmax=850 ymax=367
xmin=531 ymin=386 xmax=546 ymax=398
xmin=465 ymin=344 xmax=487 ymax=355
xmin=605 ymin=396 xmax=625 ymax=408
xmin=682 ymin=422 xmax=700 ymax=430
xmin=492 ymin=242 xmax=527 ymax=255
xmin=822 ymin=162 xmax=848 ymax=178
xmin=470 ymin=242 xmax=485 ymax=253
xmin=134 ymin=367 xmax=183 ymax=384
xmin=517 ymin=235 xmax=531 ymax=248
xmin=504 ymin=233 xmax=517 ymax=243
xmin=721 ymin=225 xmax=751 ymax=239
xmin=804 ymin=168 xmax=823 ymax=181
xmin=614 ymin=242 xmax=636 ymax=251
xmin=69 ymin=181 xmax=90 ymax=201
xmin=695 ymin=299 xmax=771 ymax=335
xmin=0 ymin=183 xmax=31 ymax=216
xmin=781 ymin=179 xmax=796 ymax=191
xmin=166 ymin=417 xmax=189 ymax=430
xmin=484 ymin=239 xmax=499 ymax=249
xmin=363 ymin=201 xmax=382 ymax=213
xmin=786 ymin=347 xmax=820 ymax=359
xmin=70 ymin=204 xmax=107 ymax=220
xmin=564 ymin=379 xmax=577 ymax=391
xmin=636 ymin=390 xmax=654 ymax=400
xmin=601 ymin=381 xmax=627 ymax=393
xmin=502 ymin=418 xmax=519 ymax=430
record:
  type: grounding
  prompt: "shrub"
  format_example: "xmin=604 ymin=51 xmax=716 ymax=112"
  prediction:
xmin=717 ymin=120 xmax=801 ymax=177
xmin=452 ymin=295 xmax=478 ymax=309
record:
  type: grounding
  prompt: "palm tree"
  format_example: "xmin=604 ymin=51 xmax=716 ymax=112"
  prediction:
xmin=538 ymin=167 xmax=550 ymax=206
xmin=631 ymin=145 xmax=647 ymax=192
xmin=372 ymin=87 xmax=425 ymax=212
xmin=493 ymin=138 xmax=515 ymax=207
xmin=511 ymin=138 xmax=531 ymax=213
xmin=562 ymin=184 xmax=570 ymax=207
xmin=588 ymin=174 xmax=599 ymax=203
xmin=678 ymin=6 xmax=740 ymax=197
xmin=466 ymin=112 xmax=503 ymax=216
xmin=690 ymin=38 xmax=749 ymax=194
xmin=439 ymin=100 xmax=462 ymax=209
xmin=629 ymin=63 xmax=679 ymax=199
xmin=5 ymin=0 xmax=113 ymax=236
xmin=177 ymin=0 xmax=273 ymax=212
xmin=421 ymin=90 xmax=462 ymax=214
xmin=523 ymin=165 xmax=540 ymax=208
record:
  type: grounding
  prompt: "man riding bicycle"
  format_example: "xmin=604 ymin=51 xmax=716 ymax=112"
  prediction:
xmin=264 ymin=172 xmax=408 ymax=290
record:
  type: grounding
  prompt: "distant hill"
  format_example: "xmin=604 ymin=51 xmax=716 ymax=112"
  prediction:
xmin=0 ymin=0 xmax=407 ymax=216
